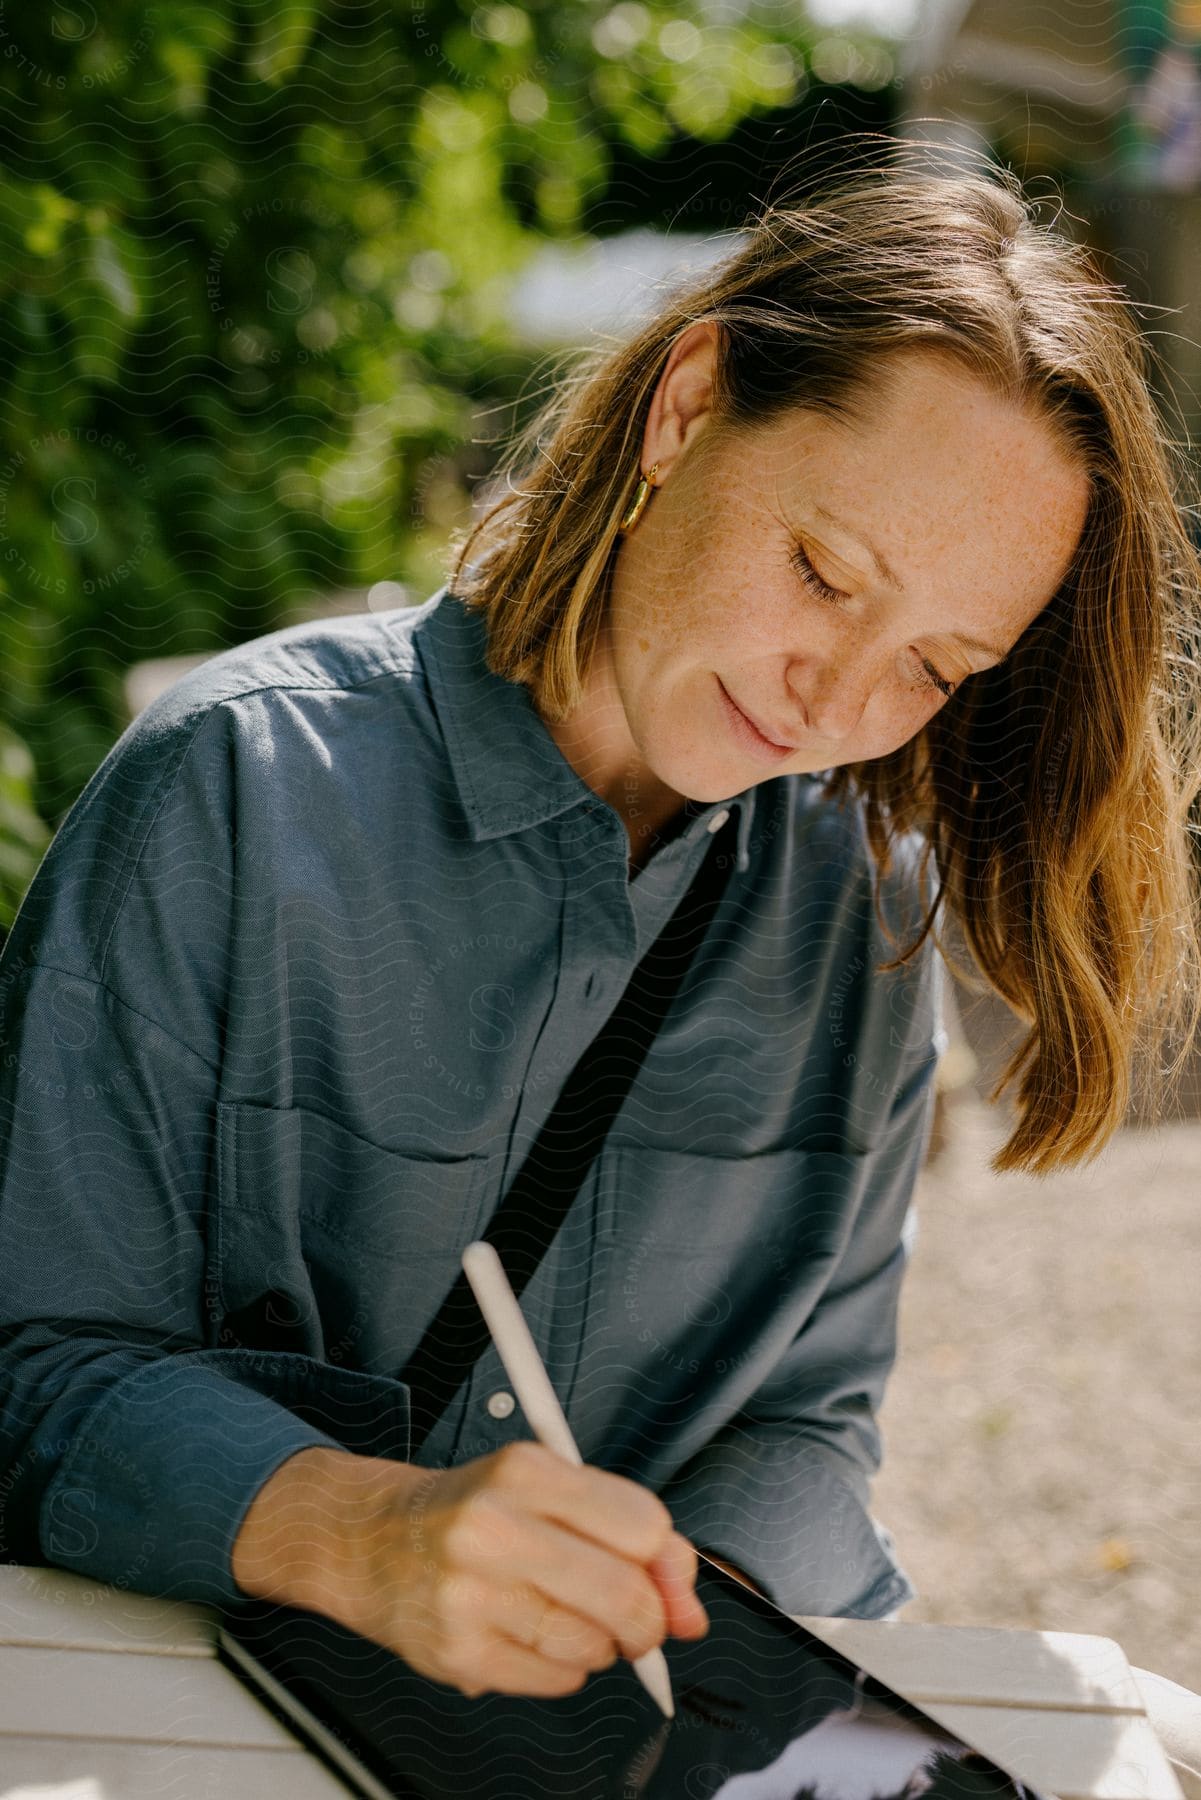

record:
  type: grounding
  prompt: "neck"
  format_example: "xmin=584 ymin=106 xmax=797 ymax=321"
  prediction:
xmin=535 ymin=625 xmax=688 ymax=865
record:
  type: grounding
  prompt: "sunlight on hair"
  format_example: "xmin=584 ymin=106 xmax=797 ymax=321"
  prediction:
xmin=448 ymin=133 xmax=1201 ymax=1178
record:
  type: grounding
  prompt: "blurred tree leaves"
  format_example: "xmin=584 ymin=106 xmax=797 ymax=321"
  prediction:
xmin=0 ymin=0 xmax=819 ymax=931
xmin=0 ymin=725 xmax=51 ymax=904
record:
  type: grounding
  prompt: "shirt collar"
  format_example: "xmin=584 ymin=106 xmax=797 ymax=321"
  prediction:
xmin=414 ymin=585 xmax=757 ymax=873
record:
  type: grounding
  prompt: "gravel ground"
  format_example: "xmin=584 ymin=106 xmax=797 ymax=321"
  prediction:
xmin=871 ymin=1082 xmax=1201 ymax=1695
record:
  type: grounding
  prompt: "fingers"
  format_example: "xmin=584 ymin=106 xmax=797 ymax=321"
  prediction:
xmin=494 ymin=1442 xmax=676 ymax=1565
xmin=388 ymin=1443 xmax=710 ymax=1700
xmin=495 ymin=1580 xmax=621 ymax=1672
xmin=486 ymin=1442 xmax=707 ymax=1656
xmin=447 ymin=1494 xmax=671 ymax=1662
xmin=422 ymin=1578 xmax=599 ymax=1700
xmin=458 ymin=1634 xmax=594 ymax=1700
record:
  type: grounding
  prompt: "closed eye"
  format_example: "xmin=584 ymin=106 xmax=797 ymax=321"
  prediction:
xmin=789 ymin=542 xmax=957 ymax=700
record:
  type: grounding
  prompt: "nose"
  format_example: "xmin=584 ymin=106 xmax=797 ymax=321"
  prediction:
xmin=791 ymin=658 xmax=872 ymax=743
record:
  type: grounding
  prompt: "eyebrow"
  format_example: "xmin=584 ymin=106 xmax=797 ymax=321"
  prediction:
xmin=809 ymin=503 xmax=1011 ymax=663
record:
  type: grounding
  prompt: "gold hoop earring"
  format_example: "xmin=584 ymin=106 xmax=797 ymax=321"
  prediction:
xmin=618 ymin=462 xmax=659 ymax=536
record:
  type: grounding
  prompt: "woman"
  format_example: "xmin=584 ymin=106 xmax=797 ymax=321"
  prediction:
xmin=1 ymin=147 xmax=1199 ymax=1749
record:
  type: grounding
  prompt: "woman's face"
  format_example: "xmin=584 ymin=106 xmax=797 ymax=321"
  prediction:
xmin=577 ymin=325 xmax=1092 ymax=817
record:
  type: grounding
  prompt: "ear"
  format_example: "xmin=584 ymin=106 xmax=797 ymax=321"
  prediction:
xmin=640 ymin=319 xmax=722 ymax=483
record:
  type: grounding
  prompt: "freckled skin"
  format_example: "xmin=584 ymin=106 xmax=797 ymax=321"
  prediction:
xmin=540 ymin=323 xmax=1091 ymax=859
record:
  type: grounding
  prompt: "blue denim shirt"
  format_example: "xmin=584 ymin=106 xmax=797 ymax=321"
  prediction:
xmin=0 ymin=584 xmax=944 ymax=1621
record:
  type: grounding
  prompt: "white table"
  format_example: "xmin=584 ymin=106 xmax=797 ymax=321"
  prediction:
xmin=0 ymin=1564 xmax=358 ymax=1797
xmin=797 ymin=1612 xmax=1184 ymax=1800
xmin=0 ymin=1565 xmax=1183 ymax=1798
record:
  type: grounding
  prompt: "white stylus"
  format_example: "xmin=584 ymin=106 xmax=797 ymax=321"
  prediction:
xmin=460 ymin=1239 xmax=676 ymax=1720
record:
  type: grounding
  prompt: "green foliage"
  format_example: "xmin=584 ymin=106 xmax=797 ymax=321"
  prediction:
xmin=0 ymin=0 xmax=816 ymax=931
xmin=0 ymin=724 xmax=51 ymax=906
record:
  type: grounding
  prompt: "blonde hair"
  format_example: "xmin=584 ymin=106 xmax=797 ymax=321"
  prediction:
xmin=446 ymin=140 xmax=1201 ymax=1177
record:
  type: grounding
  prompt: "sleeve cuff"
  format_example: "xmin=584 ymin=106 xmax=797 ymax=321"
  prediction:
xmin=661 ymin=1430 xmax=916 ymax=1621
xmin=38 ymin=1349 xmax=411 ymax=1612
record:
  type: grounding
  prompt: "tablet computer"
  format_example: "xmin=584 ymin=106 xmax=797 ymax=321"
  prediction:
xmin=217 ymin=1556 xmax=1052 ymax=1800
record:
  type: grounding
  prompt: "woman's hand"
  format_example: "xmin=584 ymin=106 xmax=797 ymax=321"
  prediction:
xmin=234 ymin=1440 xmax=709 ymax=1700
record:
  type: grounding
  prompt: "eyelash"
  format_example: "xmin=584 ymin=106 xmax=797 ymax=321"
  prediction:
xmin=789 ymin=544 xmax=957 ymax=700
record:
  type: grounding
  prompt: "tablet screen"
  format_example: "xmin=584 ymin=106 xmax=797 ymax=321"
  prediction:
xmin=219 ymin=1559 xmax=1050 ymax=1800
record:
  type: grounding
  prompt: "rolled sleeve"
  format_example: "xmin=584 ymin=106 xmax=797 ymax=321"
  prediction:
xmin=40 ymin=1350 xmax=410 ymax=1610
xmin=663 ymin=1428 xmax=915 ymax=1620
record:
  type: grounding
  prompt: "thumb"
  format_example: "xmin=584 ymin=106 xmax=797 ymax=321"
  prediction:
xmin=648 ymin=1531 xmax=709 ymax=1639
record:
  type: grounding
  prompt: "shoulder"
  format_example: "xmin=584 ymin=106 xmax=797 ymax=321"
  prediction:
xmin=125 ymin=597 xmax=446 ymax=812
xmin=1 ymin=594 xmax=444 ymax=985
xmin=131 ymin=595 xmax=434 ymax=737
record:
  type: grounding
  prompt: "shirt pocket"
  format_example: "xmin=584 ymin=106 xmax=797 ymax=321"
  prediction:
xmin=211 ymin=1099 xmax=492 ymax=1376
xmin=571 ymin=1143 xmax=857 ymax=1439
xmin=596 ymin=1140 xmax=854 ymax=1256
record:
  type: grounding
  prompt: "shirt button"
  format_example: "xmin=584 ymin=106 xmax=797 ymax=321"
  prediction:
xmin=486 ymin=1390 xmax=516 ymax=1419
xmin=707 ymin=808 xmax=731 ymax=833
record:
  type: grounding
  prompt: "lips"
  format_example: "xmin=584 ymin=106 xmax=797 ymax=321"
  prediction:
xmin=716 ymin=679 xmax=801 ymax=767
xmin=722 ymin=684 xmax=797 ymax=750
